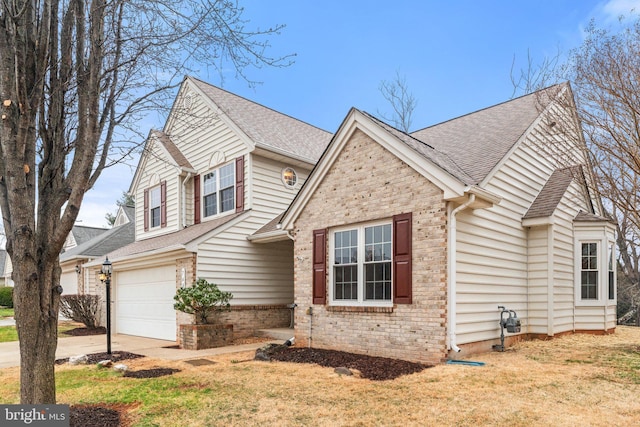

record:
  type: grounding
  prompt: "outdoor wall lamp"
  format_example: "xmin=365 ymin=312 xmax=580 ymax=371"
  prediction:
xmin=100 ymin=257 xmax=113 ymax=354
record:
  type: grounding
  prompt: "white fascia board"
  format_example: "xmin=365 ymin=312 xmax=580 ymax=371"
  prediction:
xmin=246 ymin=229 xmax=290 ymax=243
xmin=84 ymin=245 xmax=187 ymax=267
xmin=522 ymin=216 xmax=555 ymax=227
xmin=281 ymin=109 xmax=466 ymax=230
xmin=253 ymin=144 xmax=317 ymax=168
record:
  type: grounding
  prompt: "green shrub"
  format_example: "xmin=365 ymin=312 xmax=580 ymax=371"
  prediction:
xmin=0 ymin=287 xmax=13 ymax=308
xmin=174 ymin=278 xmax=232 ymax=324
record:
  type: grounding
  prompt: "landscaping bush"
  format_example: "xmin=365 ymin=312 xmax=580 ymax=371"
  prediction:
xmin=59 ymin=294 xmax=100 ymax=328
xmin=174 ymin=278 xmax=232 ymax=324
xmin=0 ymin=286 xmax=13 ymax=308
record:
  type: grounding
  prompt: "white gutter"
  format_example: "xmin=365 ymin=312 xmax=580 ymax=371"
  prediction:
xmin=448 ymin=194 xmax=476 ymax=353
xmin=181 ymin=172 xmax=192 ymax=228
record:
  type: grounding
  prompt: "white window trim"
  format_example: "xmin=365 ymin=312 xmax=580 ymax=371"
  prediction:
xmin=329 ymin=220 xmax=393 ymax=307
xmin=574 ymin=233 xmax=615 ymax=307
xmin=201 ymin=161 xmax=235 ymax=220
xmin=281 ymin=167 xmax=298 ymax=189
xmin=149 ymin=185 xmax=161 ymax=229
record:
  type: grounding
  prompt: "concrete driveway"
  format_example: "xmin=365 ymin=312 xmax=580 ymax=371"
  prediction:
xmin=0 ymin=333 xmax=272 ymax=369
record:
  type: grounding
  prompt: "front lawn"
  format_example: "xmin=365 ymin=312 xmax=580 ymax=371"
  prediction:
xmin=0 ymin=308 xmax=14 ymax=318
xmin=0 ymin=322 xmax=79 ymax=343
xmin=0 ymin=326 xmax=639 ymax=426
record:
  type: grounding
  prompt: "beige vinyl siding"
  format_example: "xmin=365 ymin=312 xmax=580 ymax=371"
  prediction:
xmin=134 ymin=170 xmax=181 ymax=239
xmin=251 ymin=155 xmax=310 ymax=221
xmin=551 ymin=183 xmax=585 ymax=333
xmin=454 ymin=117 xmax=587 ymax=345
xmin=527 ymin=225 xmax=549 ymax=334
xmin=196 ymin=217 xmax=294 ymax=305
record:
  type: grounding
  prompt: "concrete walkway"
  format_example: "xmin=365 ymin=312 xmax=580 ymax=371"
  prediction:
xmin=0 ymin=334 xmax=275 ymax=369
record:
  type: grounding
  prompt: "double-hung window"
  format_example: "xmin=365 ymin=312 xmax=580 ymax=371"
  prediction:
xmin=203 ymin=162 xmax=235 ymax=218
xmin=149 ymin=186 xmax=161 ymax=228
xmin=580 ymin=242 xmax=598 ymax=300
xmin=332 ymin=223 xmax=392 ymax=305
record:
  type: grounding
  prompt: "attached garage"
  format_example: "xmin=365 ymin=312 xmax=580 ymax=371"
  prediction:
xmin=115 ymin=265 xmax=177 ymax=341
xmin=60 ymin=270 xmax=79 ymax=295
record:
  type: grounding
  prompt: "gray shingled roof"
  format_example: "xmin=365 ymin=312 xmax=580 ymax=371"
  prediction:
xmin=61 ymin=220 xmax=135 ymax=261
xmin=364 ymin=112 xmax=475 ymax=184
xmin=151 ymin=130 xmax=195 ymax=171
xmin=189 ymin=77 xmax=332 ymax=163
xmin=253 ymin=213 xmax=285 ymax=235
xmin=71 ymin=225 xmax=109 ymax=246
xmin=523 ymin=168 xmax=575 ymax=219
xmin=106 ymin=212 xmax=245 ymax=259
xmin=574 ymin=211 xmax=612 ymax=222
xmin=411 ymin=85 xmax=560 ymax=184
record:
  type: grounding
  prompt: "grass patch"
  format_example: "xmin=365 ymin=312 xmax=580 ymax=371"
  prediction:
xmin=0 ymin=322 xmax=78 ymax=343
xmin=0 ymin=308 xmax=14 ymax=318
xmin=0 ymin=326 xmax=639 ymax=426
xmin=0 ymin=326 xmax=18 ymax=343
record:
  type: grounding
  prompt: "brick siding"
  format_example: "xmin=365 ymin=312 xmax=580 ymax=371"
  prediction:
xmin=292 ymin=129 xmax=449 ymax=364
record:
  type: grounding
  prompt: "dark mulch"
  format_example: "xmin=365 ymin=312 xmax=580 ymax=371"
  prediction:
xmin=267 ymin=347 xmax=431 ymax=381
xmin=62 ymin=326 xmax=106 ymax=336
xmin=123 ymin=368 xmax=181 ymax=378
xmin=55 ymin=351 xmax=145 ymax=365
xmin=69 ymin=402 xmax=138 ymax=427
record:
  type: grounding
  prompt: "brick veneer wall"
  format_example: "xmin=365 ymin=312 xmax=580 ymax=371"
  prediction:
xmin=292 ymin=129 xmax=449 ymax=364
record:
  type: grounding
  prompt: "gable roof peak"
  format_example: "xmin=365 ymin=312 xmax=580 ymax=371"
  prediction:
xmin=186 ymin=76 xmax=332 ymax=164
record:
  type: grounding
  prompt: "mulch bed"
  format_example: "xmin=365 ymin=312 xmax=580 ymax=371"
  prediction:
xmin=123 ymin=368 xmax=181 ymax=378
xmin=62 ymin=326 xmax=106 ymax=336
xmin=70 ymin=404 xmax=121 ymax=427
xmin=268 ymin=347 xmax=431 ymax=381
xmin=55 ymin=351 xmax=145 ymax=365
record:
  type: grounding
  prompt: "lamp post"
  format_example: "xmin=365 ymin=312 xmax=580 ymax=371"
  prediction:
xmin=100 ymin=257 xmax=113 ymax=354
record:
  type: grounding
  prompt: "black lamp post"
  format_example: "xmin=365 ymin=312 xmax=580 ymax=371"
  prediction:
xmin=100 ymin=257 xmax=113 ymax=354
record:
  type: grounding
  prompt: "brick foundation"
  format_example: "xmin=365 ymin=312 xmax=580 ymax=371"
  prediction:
xmin=179 ymin=324 xmax=233 ymax=350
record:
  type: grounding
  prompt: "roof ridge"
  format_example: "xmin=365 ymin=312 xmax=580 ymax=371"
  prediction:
xmin=411 ymin=83 xmax=565 ymax=133
xmin=188 ymin=76 xmax=331 ymax=134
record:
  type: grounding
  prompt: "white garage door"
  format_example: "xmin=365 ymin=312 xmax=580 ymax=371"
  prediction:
xmin=60 ymin=271 xmax=78 ymax=295
xmin=116 ymin=265 xmax=177 ymax=341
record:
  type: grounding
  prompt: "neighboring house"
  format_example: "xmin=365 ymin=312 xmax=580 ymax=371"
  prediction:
xmin=59 ymin=206 xmax=135 ymax=295
xmin=0 ymin=250 xmax=7 ymax=287
xmin=92 ymin=76 xmax=332 ymax=341
xmin=62 ymin=224 xmax=109 ymax=253
xmin=270 ymin=83 xmax=616 ymax=364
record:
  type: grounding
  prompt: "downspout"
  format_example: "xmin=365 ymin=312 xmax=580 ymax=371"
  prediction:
xmin=448 ymin=194 xmax=476 ymax=353
xmin=181 ymin=173 xmax=192 ymax=228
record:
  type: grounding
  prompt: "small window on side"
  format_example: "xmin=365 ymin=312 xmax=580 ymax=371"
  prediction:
xmin=282 ymin=167 xmax=297 ymax=188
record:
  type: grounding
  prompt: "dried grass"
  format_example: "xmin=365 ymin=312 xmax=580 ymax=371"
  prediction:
xmin=0 ymin=326 xmax=639 ymax=426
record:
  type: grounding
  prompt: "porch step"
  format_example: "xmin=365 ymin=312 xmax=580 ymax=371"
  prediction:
xmin=257 ymin=328 xmax=294 ymax=341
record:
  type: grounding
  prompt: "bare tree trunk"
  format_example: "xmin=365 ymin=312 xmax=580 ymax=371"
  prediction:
xmin=1 ymin=0 xmax=292 ymax=404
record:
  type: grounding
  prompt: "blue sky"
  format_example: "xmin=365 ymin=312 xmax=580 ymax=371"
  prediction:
xmin=76 ymin=0 xmax=640 ymax=228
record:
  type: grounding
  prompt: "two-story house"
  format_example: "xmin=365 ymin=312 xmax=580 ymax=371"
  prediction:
xmin=95 ymin=76 xmax=332 ymax=341
xmin=266 ymin=83 xmax=616 ymax=364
